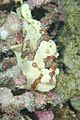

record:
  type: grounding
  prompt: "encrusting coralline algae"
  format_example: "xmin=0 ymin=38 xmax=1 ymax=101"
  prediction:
xmin=0 ymin=0 xmax=80 ymax=119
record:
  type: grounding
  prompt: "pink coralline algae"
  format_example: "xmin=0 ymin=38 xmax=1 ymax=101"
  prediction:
xmin=36 ymin=110 xmax=54 ymax=120
xmin=0 ymin=87 xmax=61 ymax=112
xmin=46 ymin=92 xmax=61 ymax=105
xmin=15 ymin=32 xmax=23 ymax=44
xmin=0 ymin=0 xmax=9 ymax=5
xmin=0 ymin=66 xmax=27 ymax=88
xmin=34 ymin=92 xmax=47 ymax=109
xmin=0 ymin=13 xmax=21 ymax=40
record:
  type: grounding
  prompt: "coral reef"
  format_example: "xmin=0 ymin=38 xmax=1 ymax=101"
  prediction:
xmin=0 ymin=87 xmax=61 ymax=112
xmin=0 ymin=0 xmax=80 ymax=119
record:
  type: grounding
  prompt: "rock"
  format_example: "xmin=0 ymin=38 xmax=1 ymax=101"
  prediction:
xmin=70 ymin=95 xmax=80 ymax=111
xmin=0 ymin=12 xmax=21 ymax=40
xmin=36 ymin=110 xmax=54 ymax=120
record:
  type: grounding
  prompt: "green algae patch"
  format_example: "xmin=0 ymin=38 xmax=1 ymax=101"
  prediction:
xmin=55 ymin=0 xmax=80 ymax=101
